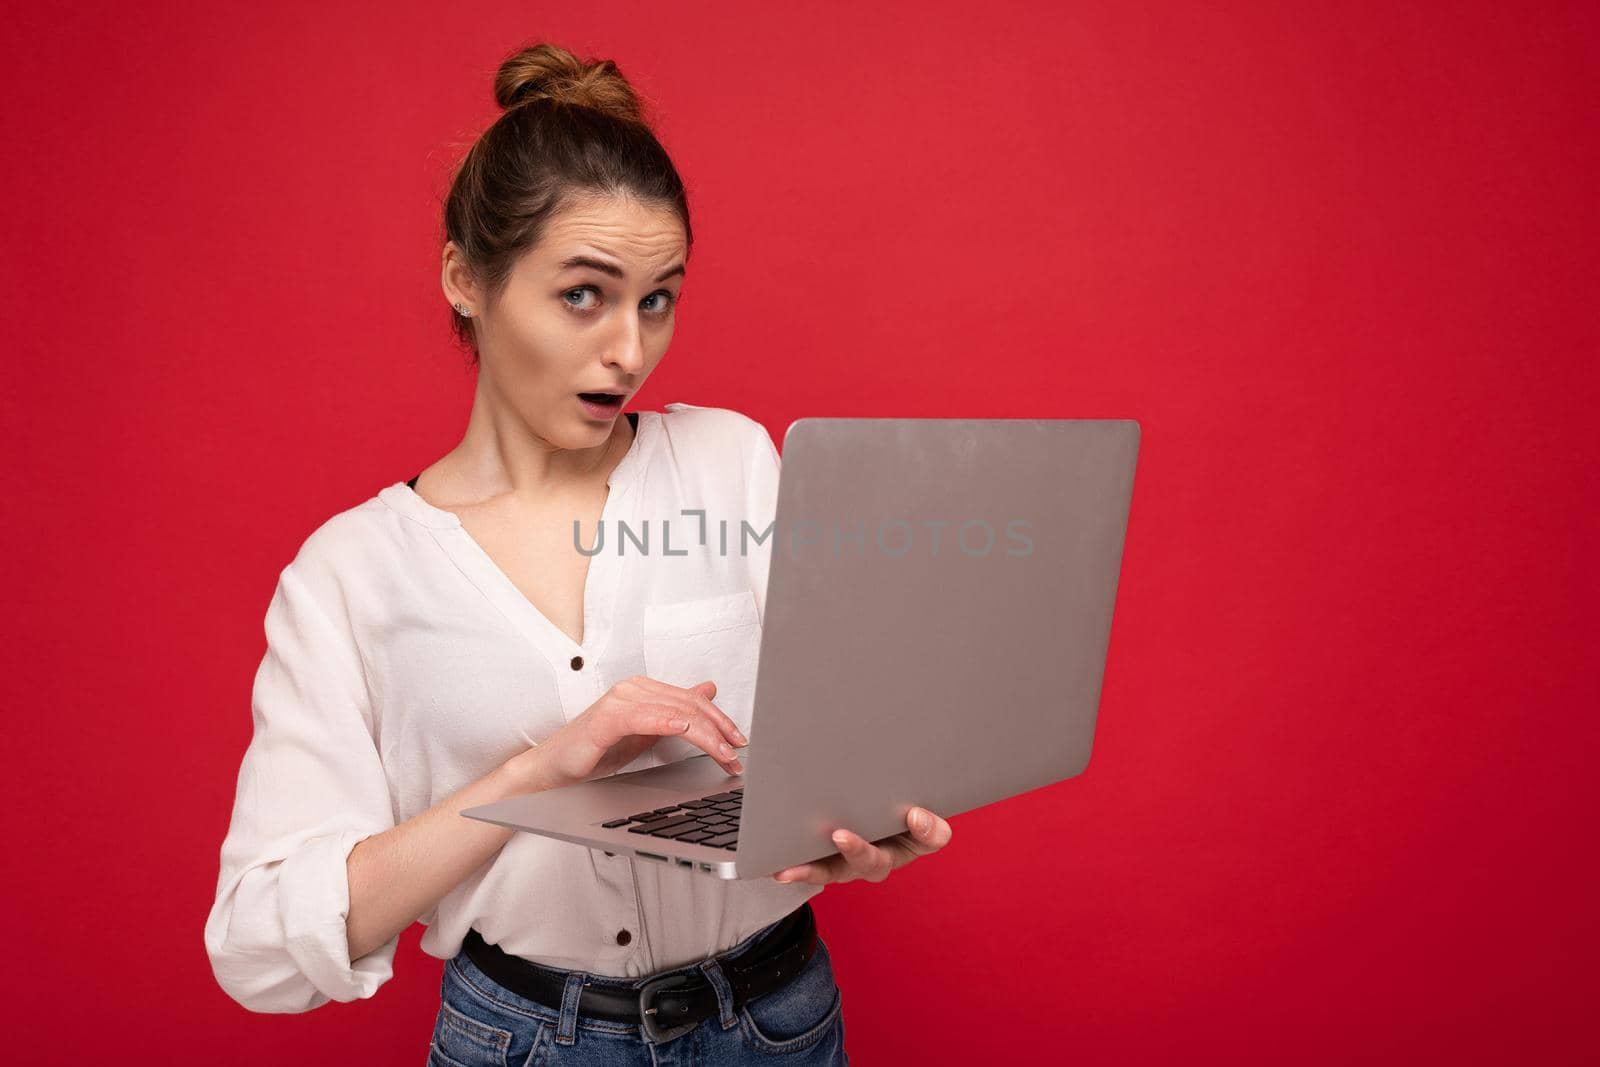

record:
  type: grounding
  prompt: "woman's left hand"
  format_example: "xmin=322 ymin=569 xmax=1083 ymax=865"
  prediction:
xmin=772 ymin=807 xmax=953 ymax=885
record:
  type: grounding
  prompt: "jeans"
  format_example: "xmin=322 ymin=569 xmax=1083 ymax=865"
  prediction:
xmin=427 ymin=919 xmax=849 ymax=1066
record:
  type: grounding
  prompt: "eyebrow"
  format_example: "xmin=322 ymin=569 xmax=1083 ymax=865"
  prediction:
xmin=558 ymin=255 xmax=685 ymax=284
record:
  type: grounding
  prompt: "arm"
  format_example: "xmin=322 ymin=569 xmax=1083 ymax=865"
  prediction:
xmin=204 ymin=554 xmax=406 ymax=1013
xmin=206 ymin=555 xmax=745 ymax=1012
xmin=347 ymin=676 xmax=755 ymax=961
xmin=205 ymin=553 xmax=568 ymax=1009
xmin=343 ymin=756 xmax=550 ymax=962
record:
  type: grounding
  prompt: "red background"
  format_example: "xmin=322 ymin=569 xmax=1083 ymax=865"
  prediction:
xmin=3 ymin=1 xmax=1596 ymax=1063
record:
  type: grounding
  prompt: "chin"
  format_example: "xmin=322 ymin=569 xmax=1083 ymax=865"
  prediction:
xmin=558 ymin=414 xmax=613 ymax=444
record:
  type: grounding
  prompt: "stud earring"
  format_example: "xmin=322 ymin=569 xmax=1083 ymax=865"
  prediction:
xmin=452 ymin=302 xmax=473 ymax=317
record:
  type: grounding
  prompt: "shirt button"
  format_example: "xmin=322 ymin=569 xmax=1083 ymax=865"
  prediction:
xmin=615 ymin=929 xmax=632 ymax=946
xmin=570 ymin=655 xmax=584 ymax=670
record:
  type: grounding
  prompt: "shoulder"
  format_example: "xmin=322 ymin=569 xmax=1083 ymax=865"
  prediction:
xmin=656 ymin=403 xmax=779 ymax=512
xmin=658 ymin=401 xmax=777 ymax=469
xmin=660 ymin=401 xmax=770 ymax=448
xmin=279 ymin=495 xmax=395 ymax=602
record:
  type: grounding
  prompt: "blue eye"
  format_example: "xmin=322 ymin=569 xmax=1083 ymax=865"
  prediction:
xmin=562 ymin=286 xmax=676 ymax=315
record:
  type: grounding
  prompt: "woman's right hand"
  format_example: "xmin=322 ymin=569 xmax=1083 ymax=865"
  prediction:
xmin=505 ymin=676 xmax=748 ymax=792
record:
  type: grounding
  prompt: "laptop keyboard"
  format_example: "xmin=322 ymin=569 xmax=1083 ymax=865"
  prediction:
xmin=601 ymin=788 xmax=743 ymax=850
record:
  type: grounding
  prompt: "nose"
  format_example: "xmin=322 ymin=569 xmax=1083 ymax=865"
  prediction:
xmin=603 ymin=314 xmax=648 ymax=375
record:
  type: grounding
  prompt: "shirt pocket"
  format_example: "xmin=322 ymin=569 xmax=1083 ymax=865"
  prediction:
xmin=640 ymin=589 xmax=762 ymax=764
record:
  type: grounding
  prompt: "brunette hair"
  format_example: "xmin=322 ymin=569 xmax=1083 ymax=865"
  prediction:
xmin=442 ymin=43 xmax=693 ymax=362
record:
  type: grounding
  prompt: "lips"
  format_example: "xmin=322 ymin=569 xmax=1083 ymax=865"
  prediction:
xmin=577 ymin=392 xmax=626 ymax=419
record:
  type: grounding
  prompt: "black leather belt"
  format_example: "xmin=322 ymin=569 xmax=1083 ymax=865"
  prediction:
xmin=460 ymin=902 xmax=818 ymax=1044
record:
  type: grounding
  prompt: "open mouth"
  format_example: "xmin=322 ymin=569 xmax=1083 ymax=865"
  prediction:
xmin=577 ymin=392 xmax=626 ymax=419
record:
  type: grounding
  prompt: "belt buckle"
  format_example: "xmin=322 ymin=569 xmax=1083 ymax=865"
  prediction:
xmin=638 ymin=973 xmax=699 ymax=1044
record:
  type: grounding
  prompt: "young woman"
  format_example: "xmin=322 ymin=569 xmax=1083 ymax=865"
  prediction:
xmin=204 ymin=42 xmax=953 ymax=1064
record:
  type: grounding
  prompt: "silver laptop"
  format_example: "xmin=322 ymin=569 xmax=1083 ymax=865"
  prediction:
xmin=462 ymin=417 xmax=1140 ymax=879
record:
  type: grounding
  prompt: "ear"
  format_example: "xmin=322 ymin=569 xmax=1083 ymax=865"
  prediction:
xmin=441 ymin=241 xmax=481 ymax=315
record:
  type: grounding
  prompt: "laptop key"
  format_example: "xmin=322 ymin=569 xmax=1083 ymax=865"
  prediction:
xmin=652 ymin=823 xmax=711 ymax=840
xmin=705 ymin=831 xmax=739 ymax=847
xmin=680 ymin=830 xmax=717 ymax=843
xmin=602 ymin=818 xmax=631 ymax=828
xmin=643 ymin=815 xmax=699 ymax=833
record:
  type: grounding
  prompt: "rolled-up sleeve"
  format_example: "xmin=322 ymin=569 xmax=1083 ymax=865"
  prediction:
xmin=204 ymin=551 xmax=399 ymax=1013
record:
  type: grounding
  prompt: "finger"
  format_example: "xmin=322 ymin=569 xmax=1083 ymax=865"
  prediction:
xmin=618 ymin=702 xmax=743 ymax=775
xmin=830 ymin=828 xmax=893 ymax=883
xmin=681 ymin=682 xmax=748 ymax=747
xmin=646 ymin=677 xmax=746 ymax=748
xmin=633 ymin=676 xmax=747 ymax=747
xmin=587 ymin=702 xmax=725 ymax=771
xmin=905 ymin=807 xmax=954 ymax=851
xmin=630 ymin=675 xmax=736 ymax=735
xmin=630 ymin=675 xmax=717 ymax=707
xmin=773 ymin=858 xmax=842 ymax=885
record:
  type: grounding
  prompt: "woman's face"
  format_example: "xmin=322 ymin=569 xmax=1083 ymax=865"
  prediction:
xmin=443 ymin=193 xmax=686 ymax=449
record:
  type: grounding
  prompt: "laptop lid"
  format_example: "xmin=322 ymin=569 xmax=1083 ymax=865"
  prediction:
xmin=734 ymin=417 xmax=1139 ymax=876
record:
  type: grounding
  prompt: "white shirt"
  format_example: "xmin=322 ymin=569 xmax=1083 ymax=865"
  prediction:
xmin=204 ymin=402 xmax=821 ymax=1014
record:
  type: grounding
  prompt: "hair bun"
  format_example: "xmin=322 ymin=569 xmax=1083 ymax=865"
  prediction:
xmin=493 ymin=43 xmax=646 ymax=125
